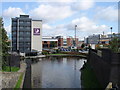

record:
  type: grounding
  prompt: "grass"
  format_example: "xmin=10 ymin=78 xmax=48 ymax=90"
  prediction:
xmin=81 ymin=62 xmax=102 ymax=88
xmin=48 ymin=53 xmax=68 ymax=55
xmin=2 ymin=66 xmax=20 ymax=72
xmin=14 ymin=73 xmax=24 ymax=89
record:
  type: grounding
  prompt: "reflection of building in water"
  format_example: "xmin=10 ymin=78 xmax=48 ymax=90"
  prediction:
xmin=31 ymin=60 xmax=42 ymax=88
xmin=63 ymin=58 xmax=67 ymax=64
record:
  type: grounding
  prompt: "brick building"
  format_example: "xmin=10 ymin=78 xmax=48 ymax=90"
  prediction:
xmin=42 ymin=36 xmax=58 ymax=49
xmin=56 ymin=36 xmax=79 ymax=48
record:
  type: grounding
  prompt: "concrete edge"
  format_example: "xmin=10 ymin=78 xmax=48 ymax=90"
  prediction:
xmin=16 ymin=61 xmax=27 ymax=88
xmin=20 ymin=71 xmax=26 ymax=88
xmin=46 ymin=54 xmax=87 ymax=58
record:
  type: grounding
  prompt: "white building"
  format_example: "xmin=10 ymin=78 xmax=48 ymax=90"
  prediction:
xmin=12 ymin=15 xmax=42 ymax=53
xmin=31 ymin=20 xmax=42 ymax=53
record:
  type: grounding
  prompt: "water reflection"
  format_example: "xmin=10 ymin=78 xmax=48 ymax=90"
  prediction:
xmin=31 ymin=56 xmax=86 ymax=88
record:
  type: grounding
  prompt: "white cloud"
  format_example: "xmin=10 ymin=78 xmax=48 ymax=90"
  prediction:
xmin=3 ymin=7 xmax=25 ymax=18
xmin=72 ymin=0 xmax=95 ymax=10
xmin=39 ymin=0 xmax=74 ymax=3
xmin=30 ymin=4 xmax=74 ymax=22
xmin=95 ymin=6 xmax=118 ymax=22
xmin=65 ymin=17 xmax=109 ymax=36
xmin=43 ymin=24 xmax=52 ymax=30
xmin=25 ymin=4 xmax=29 ymax=10
xmin=42 ymin=16 xmax=110 ymax=39
xmin=42 ymin=23 xmax=70 ymax=36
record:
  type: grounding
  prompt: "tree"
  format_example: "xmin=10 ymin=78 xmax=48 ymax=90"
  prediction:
xmin=0 ymin=17 xmax=9 ymax=67
xmin=81 ymin=43 xmax=85 ymax=48
xmin=109 ymin=37 xmax=120 ymax=53
xmin=50 ymin=41 xmax=57 ymax=48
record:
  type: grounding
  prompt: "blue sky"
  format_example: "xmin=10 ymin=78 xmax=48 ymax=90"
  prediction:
xmin=1 ymin=0 xmax=118 ymax=40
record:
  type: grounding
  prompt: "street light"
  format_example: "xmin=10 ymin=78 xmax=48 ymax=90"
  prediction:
xmin=75 ymin=25 xmax=77 ymax=47
xmin=110 ymin=27 xmax=112 ymax=39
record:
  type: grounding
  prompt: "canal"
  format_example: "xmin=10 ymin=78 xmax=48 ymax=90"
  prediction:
xmin=24 ymin=56 xmax=86 ymax=88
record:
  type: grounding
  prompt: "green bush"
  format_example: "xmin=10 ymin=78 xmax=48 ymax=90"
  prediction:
xmin=2 ymin=66 xmax=20 ymax=72
xmin=109 ymin=37 xmax=120 ymax=53
xmin=42 ymin=51 xmax=49 ymax=55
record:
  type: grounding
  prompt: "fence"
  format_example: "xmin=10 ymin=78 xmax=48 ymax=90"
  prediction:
xmin=6 ymin=53 xmax=20 ymax=68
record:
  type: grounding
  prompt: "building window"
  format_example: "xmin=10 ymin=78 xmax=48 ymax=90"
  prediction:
xmin=20 ymin=26 xmax=23 ymax=29
xmin=12 ymin=32 xmax=16 ymax=35
xmin=19 ymin=32 xmax=24 ymax=35
xmin=19 ymin=37 xmax=24 ymax=40
xmin=43 ymin=44 xmax=48 ymax=48
xmin=19 ymin=21 xmax=24 ymax=24
xmin=13 ymin=27 xmax=16 ymax=30
xmin=13 ymin=38 xmax=16 ymax=41
xmin=44 ymin=41 xmax=47 ymax=43
xmin=26 ymin=32 xmax=30 ymax=35
xmin=27 ymin=22 xmax=30 ymax=24
xmin=13 ymin=22 xmax=17 ymax=25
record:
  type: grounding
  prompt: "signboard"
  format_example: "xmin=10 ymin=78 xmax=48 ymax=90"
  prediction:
xmin=33 ymin=28 xmax=40 ymax=35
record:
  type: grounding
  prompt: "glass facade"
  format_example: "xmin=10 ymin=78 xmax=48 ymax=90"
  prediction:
xmin=12 ymin=15 xmax=32 ymax=53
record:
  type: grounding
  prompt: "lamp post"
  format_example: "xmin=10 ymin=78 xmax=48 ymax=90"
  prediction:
xmin=74 ymin=25 xmax=77 ymax=47
xmin=110 ymin=27 xmax=112 ymax=39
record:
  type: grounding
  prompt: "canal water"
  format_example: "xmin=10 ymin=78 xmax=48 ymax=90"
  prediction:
xmin=30 ymin=56 xmax=86 ymax=88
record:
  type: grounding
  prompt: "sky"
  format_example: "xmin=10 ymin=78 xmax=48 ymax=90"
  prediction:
xmin=1 ymin=0 xmax=119 ymax=40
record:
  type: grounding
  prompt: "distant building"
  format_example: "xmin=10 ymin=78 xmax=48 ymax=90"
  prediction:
xmin=85 ymin=34 xmax=101 ymax=44
xmin=12 ymin=15 xmax=42 ymax=53
xmin=56 ymin=36 xmax=79 ymax=48
xmin=108 ymin=33 xmax=120 ymax=38
xmin=42 ymin=36 xmax=58 ymax=49
xmin=85 ymin=33 xmax=120 ymax=45
xmin=56 ymin=36 xmax=63 ymax=47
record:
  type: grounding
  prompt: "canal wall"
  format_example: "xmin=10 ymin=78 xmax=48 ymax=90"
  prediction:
xmin=88 ymin=49 xmax=120 ymax=88
xmin=23 ymin=59 xmax=32 ymax=88
xmin=46 ymin=54 xmax=87 ymax=58
xmin=1 ymin=61 xmax=26 ymax=88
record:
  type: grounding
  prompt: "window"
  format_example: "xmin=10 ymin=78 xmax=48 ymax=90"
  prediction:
xmin=13 ymin=38 xmax=16 ymax=41
xmin=12 ymin=31 xmax=16 ymax=35
xmin=26 ymin=32 xmax=30 ymax=35
xmin=19 ymin=37 xmax=24 ymax=40
xmin=27 ymin=22 xmax=30 ymax=24
xmin=12 ymin=43 xmax=16 ymax=47
xmin=20 ymin=26 xmax=23 ymax=29
xmin=20 ymin=47 xmax=24 ymax=51
xmin=19 ymin=32 xmax=24 ymax=35
xmin=26 ymin=27 xmax=30 ymax=29
xmin=12 ymin=47 xmax=17 ymax=51
xmin=25 ymin=38 xmax=30 ymax=42
xmin=13 ymin=22 xmax=17 ymax=25
xmin=27 ymin=48 xmax=30 ymax=50
xmin=13 ymin=27 xmax=16 ymax=30
xmin=44 ymin=41 xmax=47 ymax=43
xmin=19 ymin=21 xmax=24 ymax=24
xmin=19 ymin=43 xmax=24 ymax=47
